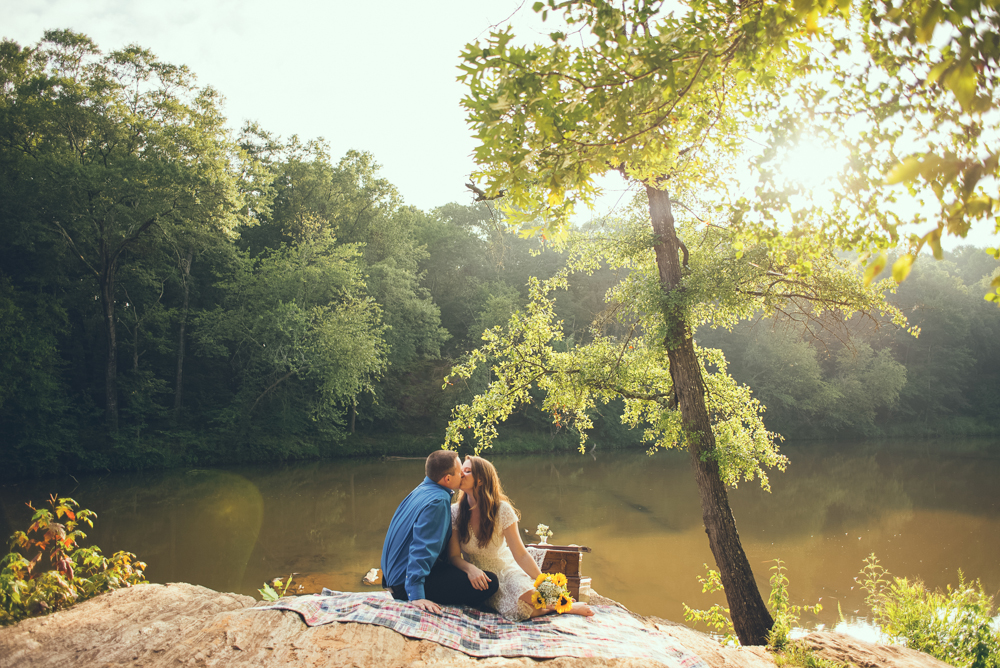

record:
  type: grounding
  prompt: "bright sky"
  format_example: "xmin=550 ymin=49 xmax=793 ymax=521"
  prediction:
xmin=4 ymin=0 xmax=534 ymax=212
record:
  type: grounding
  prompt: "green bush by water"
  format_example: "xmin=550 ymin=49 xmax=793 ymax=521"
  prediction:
xmin=682 ymin=559 xmax=824 ymax=653
xmin=0 ymin=496 xmax=147 ymax=625
xmin=859 ymin=554 xmax=1000 ymax=668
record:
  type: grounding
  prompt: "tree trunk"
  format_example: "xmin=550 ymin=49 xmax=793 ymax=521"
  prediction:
xmin=348 ymin=400 xmax=356 ymax=434
xmin=100 ymin=265 xmax=119 ymax=433
xmin=132 ymin=324 xmax=140 ymax=372
xmin=173 ymin=251 xmax=193 ymax=419
xmin=646 ymin=184 xmax=773 ymax=646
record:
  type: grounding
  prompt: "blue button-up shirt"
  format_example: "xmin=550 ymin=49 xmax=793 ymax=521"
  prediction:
xmin=380 ymin=476 xmax=454 ymax=601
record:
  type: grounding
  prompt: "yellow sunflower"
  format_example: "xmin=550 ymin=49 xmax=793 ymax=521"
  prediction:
xmin=533 ymin=573 xmax=548 ymax=589
xmin=555 ymin=593 xmax=574 ymax=614
xmin=553 ymin=573 xmax=567 ymax=588
xmin=531 ymin=590 xmax=545 ymax=609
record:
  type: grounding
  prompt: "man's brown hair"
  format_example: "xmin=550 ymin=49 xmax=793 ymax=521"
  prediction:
xmin=425 ymin=450 xmax=460 ymax=482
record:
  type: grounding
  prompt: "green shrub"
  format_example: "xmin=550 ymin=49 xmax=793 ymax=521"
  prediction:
xmin=766 ymin=559 xmax=822 ymax=651
xmin=0 ymin=495 xmax=147 ymax=625
xmin=859 ymin=554 xmax=1000 ymax=668
xmin=682 ymin=564 xmax=738 ymax=646
xmin=683 ymin=560 xmax=845 ymax=667
xmin=683 ymin=560 xmax=823 ymax=650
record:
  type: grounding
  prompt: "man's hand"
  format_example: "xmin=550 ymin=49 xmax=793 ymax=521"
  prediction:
xmin=466 ymin=567 xmax=492 ymax=591
xmin=411 ymin=599 xmax=442 ymax=614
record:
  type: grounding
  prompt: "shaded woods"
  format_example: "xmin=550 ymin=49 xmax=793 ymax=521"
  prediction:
xmin=1 ymin=31 xmax=998 ymax=480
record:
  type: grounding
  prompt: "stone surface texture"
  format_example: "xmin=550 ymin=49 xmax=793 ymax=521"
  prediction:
xmin=0 ymin=583 xmax=952 ymax=668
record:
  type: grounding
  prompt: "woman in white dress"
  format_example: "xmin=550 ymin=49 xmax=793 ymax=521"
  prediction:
xmin=446 ymin=455 xmax=594 ymax=621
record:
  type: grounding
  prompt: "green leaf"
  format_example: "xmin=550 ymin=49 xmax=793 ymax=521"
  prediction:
xmin=863 ymin=253 xmax=887 ymax=287
xmin=943 ymin=61 xmax=977 ymax=112
xmin=885 ymin=156 xmax=922 ymax=185
xmin=259 ymin=583 xmax=279 ymax=602
xmin=925 ymin=228 xmax=943 ymax=260
xmin=891 ymin=254 xmax=914 ymax=283
xmin=965 ymin=196 xmax=993 ymax=218
xmin=926 ymin=59 xmax=951 ymax=87
xmin=916 ymin=1 xmax=943 ymax=43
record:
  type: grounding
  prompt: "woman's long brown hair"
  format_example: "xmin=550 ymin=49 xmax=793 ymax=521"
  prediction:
xmin=455 ymin=456 xmax=520 ymax=549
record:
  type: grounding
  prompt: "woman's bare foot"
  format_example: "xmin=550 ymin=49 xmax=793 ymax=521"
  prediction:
xmin=568 ymin=602 xmax=594 ymax=616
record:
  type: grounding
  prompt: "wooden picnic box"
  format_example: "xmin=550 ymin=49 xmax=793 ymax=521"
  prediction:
xmin=526 ymin=544 xmax=592 ymax=602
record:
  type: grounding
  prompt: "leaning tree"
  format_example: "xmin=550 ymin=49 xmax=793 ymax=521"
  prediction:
xmin=448 ymin=0 xmax=908 ymax=645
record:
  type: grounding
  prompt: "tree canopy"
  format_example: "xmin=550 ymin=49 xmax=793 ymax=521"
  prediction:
xmin=0 ymin=30 xmax=245 ymax=432
xmin=744 ymin=0 xmax=999 ymax=296
xmin=450 ymin=0 xmax=985 ymax=645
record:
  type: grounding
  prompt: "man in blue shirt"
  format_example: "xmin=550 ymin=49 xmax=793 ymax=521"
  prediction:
xmin=381 ymin=450 xmax=499 ymax=613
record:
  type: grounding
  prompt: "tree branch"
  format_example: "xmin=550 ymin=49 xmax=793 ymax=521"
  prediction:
xmin=466 ymin=181 xmax=506 ymax=201
xmin=250 ymin=369 xmax=297 ymax=415
xmin=51 ymin=220 xmax=100 ymax=279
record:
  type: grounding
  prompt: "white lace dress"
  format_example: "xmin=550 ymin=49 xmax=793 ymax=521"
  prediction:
xmin=451 ymin=501 xmax=535 ymax=621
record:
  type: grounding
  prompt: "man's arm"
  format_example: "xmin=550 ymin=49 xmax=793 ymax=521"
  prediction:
xmin=404 ymin=497 xmax=451 ymax=602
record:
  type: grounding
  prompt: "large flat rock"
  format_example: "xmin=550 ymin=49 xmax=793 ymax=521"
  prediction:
xmin=0 ymin=583 xmax=951 ymax=668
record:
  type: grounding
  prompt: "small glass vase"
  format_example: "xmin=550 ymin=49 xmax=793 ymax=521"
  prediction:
xmin=538 ymin=535 xmax=549 ymax=545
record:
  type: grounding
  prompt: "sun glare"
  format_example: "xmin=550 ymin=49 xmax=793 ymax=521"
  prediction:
xmin=773 ymin=138 xmax=852 ymax=212
xmin=780 ymin=139 xmax=846 ymax=189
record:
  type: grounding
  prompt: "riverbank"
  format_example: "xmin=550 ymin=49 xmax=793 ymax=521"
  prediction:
xmin=3 ymin=444 xmax=998 ymax=631
xmin=0 ymin=583 xmax=949 ymax=668
xmin=0 ymin=425 xmax=645 ymax=481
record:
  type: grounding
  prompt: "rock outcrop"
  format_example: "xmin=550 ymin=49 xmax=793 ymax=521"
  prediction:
xmin=0 ymin=583 xmax=951 ymax=668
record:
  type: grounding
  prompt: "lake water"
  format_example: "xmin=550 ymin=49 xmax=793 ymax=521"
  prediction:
xmin=1 ymin=439 xmax=997 ymax=638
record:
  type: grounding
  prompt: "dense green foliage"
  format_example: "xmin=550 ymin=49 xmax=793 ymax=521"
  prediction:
xmin=0 ymin=26 xmax=998 ymax=480
xmin=0 ymin=31 xmax=615 ymax=475
xmin=0 ymin=496 xmax=147 ymax=625
xmin=700 ymin=248 xmax=1000 ymax=439
xmin=859 ymin=554 xmax=1000 ymax=668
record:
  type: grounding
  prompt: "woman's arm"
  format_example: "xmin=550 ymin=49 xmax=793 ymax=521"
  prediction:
xmin=448 ymin=526 xmax=492 ymax=590
xmin=504 ymin=520 xmax=542 ymax=579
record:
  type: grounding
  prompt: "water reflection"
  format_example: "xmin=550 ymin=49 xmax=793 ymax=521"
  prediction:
xmin=0 ymin=439 xmax=996 ymax=632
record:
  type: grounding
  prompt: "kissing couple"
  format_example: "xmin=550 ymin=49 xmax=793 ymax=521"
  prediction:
xmin=381 ymin=450 xmax=594 ymax=620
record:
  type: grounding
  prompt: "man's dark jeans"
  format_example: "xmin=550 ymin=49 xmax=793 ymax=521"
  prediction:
xmin=388 ymin=560 xmax=499 ymax=606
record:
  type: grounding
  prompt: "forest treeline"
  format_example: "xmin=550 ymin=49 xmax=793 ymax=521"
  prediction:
xmin=1 ymin=32 xmax=998 ymax=478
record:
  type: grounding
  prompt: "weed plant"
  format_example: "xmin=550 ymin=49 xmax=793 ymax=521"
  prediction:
xmin=859 ymin=554 xmax=1000 ymax=668
xmin=0 ymin=495 xmax=147 ymax=625
xmin=684 ymin=560 xmax=845 ymax=667
xmin=684 ymin=554 xmax=1000 ymax=668
xmin=259 ymin=574 xmax=296 ymax=602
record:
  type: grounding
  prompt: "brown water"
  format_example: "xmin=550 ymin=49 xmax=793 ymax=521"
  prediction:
xmin=1 ymin=439 xmax=997 ymax=634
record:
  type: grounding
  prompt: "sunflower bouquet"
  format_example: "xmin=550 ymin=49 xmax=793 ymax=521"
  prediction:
xmin=531 ymin=572 xmax=574 ymax=613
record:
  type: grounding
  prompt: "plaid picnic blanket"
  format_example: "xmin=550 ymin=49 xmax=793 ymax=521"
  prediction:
xmin=256 ymin=590 xmax=708 ymax=667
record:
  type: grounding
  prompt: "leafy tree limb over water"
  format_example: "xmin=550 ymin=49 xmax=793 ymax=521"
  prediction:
xmin=452 ymin=0 xmax=922 ymax=646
